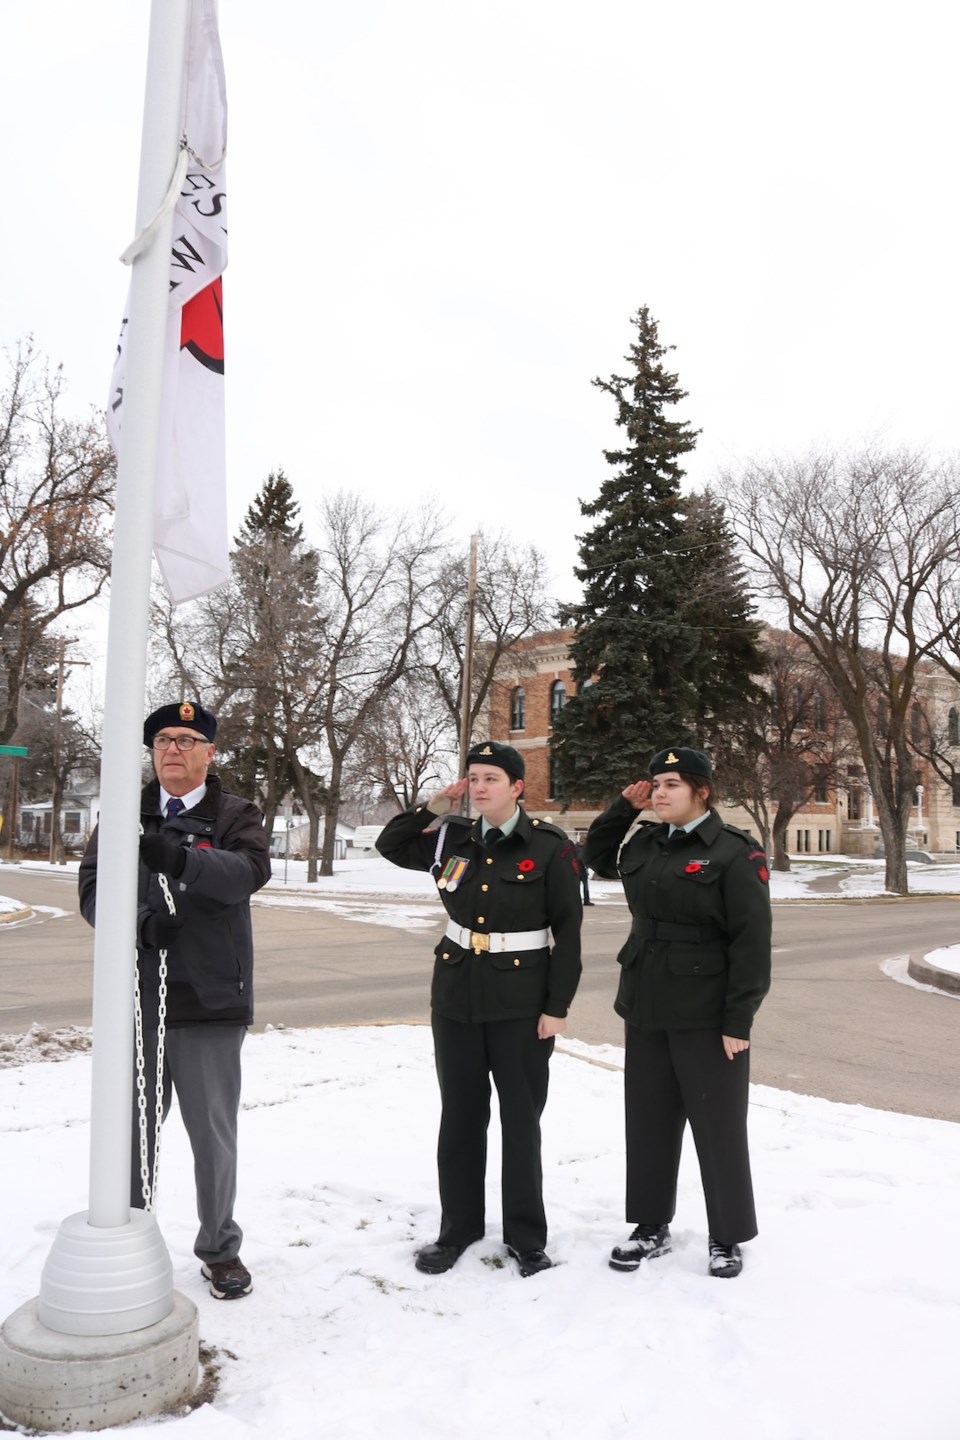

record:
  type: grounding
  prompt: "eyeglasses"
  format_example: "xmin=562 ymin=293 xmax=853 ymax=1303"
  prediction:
xmin=152 ymin=734 xmax=204 ymax=752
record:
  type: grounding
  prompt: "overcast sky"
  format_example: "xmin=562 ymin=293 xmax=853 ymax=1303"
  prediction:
xmin=3 ymin=0 xmax=959 ymax=621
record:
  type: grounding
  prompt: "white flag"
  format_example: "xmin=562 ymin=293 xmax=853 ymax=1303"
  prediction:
xmin=107 ymin=0 xmax=229 ymax=604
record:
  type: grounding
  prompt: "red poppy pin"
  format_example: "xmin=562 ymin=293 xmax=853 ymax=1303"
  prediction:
xmin=685 ymin=862 xmax=702 ymax=875
xmin=518 ymin=859 xmax=535 ymax=873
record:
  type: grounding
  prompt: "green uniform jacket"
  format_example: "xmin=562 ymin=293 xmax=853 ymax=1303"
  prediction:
xmin=584 ymin=799 xmax=771 ymax=1039
xmin=376 ymin=805 xmax=583 ymax=1024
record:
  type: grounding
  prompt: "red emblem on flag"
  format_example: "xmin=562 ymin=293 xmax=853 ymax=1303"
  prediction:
xmin=181 ymin=277 xmax=224 ymax=374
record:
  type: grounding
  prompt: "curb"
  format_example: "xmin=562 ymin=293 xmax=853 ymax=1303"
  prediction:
xmin=0 ymin=907 xmax=32 ymax=925
xmin=907 ymin=956 xmax=960 ymax=995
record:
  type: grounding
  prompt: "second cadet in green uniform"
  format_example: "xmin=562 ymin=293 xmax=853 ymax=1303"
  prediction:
xmin=376 ymin=741 xmax=583 ymax=1278
xmin=584 ymin=747 xmax=771 ymax=1279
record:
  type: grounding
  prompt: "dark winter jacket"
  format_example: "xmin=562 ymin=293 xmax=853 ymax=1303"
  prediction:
xmin=376 ymin=805 xmax=582 ymax=1024
xmin=78 ymin=775 xmax=271 ymax=1027
xmin=584 ymin=799 xmax=771 ymax=1038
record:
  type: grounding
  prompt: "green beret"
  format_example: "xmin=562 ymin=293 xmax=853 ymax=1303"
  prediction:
xmin=465 ymin=740 xmax=525 ymax=781
xmin=649 ymin=746 xmax=712 ymax=780
xmin=144 ymin=700 xmax=217 ymax=747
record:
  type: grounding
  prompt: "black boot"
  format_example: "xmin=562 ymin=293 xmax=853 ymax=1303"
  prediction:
xmin=708 ymin=1238 xmax=743 ymax=1278
xmin=609 ymin=1223 xmax=672 ymax=1272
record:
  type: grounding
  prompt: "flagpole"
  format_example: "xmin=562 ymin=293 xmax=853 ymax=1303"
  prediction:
xmin=37 ymin=0 xmax=193 ymax=1336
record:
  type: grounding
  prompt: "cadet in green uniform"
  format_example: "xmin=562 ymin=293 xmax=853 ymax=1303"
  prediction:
xmin=584 ymin=747 xmax=771 ymax=1279
xmin=376 ymin=741 xmax=582 ymax=1277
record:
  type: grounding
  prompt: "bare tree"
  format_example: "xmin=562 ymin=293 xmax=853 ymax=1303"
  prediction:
xmin=345 ymin=670 xmax=456 ymax=812
xmin=424 ymin=531 xmax=558 ymax=743
xmin=720 ymin=632 xmax=851 ymax=869
xmin=310 ymin=493 xmax=447 ymax=877
xmin=0 ymin=341 xmax=114 ymax=742
xmin=725 ymin=447 xmax=960 ymax=893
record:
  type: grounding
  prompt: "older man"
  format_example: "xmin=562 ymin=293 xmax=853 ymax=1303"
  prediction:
xmin=79 ymin=700 xmax=270 ymax=1300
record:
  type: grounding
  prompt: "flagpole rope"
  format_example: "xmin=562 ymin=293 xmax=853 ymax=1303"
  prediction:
xmin=119 ymin=127 xmax=226 ymax=268
xmin=119 ymin=147 xmax=190 ymax=266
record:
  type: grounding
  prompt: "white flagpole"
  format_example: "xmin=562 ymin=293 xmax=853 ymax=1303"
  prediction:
xmin=38 ymin=0 xmax=192 ymax=1336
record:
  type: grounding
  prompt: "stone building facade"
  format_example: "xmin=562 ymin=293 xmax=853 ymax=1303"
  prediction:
xmin=479 ymin=628 xmax=960 ymax=855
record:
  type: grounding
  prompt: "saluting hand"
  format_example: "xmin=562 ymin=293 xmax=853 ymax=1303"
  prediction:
xmin=435 ymin=778 xmax=468 ymax=802
xmin=622 ymin=780 xmax=653 ymax=811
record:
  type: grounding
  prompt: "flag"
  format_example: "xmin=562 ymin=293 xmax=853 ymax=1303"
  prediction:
xmin=107 ymin=0 xmax=229 ymax=604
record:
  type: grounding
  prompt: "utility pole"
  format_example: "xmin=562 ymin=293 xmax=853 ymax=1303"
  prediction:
xmin=49 ymin=638 xmax=91 ymax=865
xmin=458 ymin=533 xmax=479 ymax=814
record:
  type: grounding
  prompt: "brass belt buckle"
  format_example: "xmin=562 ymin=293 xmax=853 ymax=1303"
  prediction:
xmin=470 ymin=932 xmax=490 ymax=954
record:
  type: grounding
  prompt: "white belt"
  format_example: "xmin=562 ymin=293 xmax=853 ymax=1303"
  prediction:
xmin=444 ymin=920 xmax=550 ymax=954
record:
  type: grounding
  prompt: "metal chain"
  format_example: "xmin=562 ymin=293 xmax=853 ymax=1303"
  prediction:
xmin=133 ymin=840 xmax=177 ymax=1211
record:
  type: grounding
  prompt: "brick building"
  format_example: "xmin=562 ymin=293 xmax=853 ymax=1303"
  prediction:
xmin=479 ymin=628 xmax=960 ymax=855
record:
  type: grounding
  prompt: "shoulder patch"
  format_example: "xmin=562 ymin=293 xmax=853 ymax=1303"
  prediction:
xmin=745 ymin=847 xmax=770 ymax=884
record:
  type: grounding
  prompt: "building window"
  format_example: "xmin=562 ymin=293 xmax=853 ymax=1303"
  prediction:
xmin=550 ymin=680 xmax=567 ymax=722
xmin=814 ymin=773 xmax=828 ymax=804
xmin=848 ymin=788 xmax=861 ymax=821
xmin=818 ymin=830 xmax=832 ymax=852
xmin=952 ymin=771 xmax=960 ymax=808
xmin=876 ymin=699 xmax=888 ymax=737
xmin=510 ymin=685 xmax=526 ymax=731
xmin=911 ymin=703 xmax=924 ymax=746
xmin=812 ymin=692 xmax=826 ymax=731
xmin=548 ymin=754 xmax=558 ymax=800
xmin=950 ymin=708 xmax=960 ymax=746
xmin=64 ymin=811 xmax=82 ymax=832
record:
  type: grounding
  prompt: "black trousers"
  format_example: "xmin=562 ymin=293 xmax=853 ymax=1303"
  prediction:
xmin=431 ymin=1012 xmax=554 ymax=1254
xmin=624 ymin=1025 xmax=758 ymax=1246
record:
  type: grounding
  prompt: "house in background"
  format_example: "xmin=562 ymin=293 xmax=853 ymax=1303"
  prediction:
xmin=18 ymin=776 xmax=101 ymax=854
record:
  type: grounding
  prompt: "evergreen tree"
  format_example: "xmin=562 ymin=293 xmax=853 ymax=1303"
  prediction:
xmin=237 ymin=469 xmax=304 ymax=547
xmin=678 ymin=489 xmax=767 ymax=757
xmin=552 ymin=307 xmax=764 ymax=805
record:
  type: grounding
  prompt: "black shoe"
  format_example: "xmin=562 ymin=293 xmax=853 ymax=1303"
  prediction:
xmin=609 ymin=1223 xmax=672 ymax=1272
xmin=708 ymin=1238 xmax=743 ymax=1278
xmin=583 ymin=901 xmax=595 ymax=906
xmin=415 ymin=1241 xmax=471 ymax=1274
xmin=200 ymin=1257 xmax=253 ymax=1300
xmin=507 ymin=1246 xmax=553 ymax=1277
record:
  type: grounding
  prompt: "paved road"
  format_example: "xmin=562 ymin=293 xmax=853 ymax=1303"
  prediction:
xmin=2 ymin=866 xmax=959 ymax=1121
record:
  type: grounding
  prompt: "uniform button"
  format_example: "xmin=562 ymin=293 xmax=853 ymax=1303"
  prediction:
xmin=486 ymin=857 xmax=494 ymax=866
xmin=442 ymin=952 xmax=450 ymax=960
xmin=477 ymin=915 xmax=485 ymax=924
xmin=481 ymin=884 xmax=489 ymax=892
xmin=513 ymin=958 xmax=520 ymax=967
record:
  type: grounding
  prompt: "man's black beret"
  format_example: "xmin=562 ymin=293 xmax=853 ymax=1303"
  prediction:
xmin=144 ymin=700 xmax=218 ymax=747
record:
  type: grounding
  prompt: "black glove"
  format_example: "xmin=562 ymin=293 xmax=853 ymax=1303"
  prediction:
xmin=139 ymin=831 xmax=187 ymax=878
xmin=140 ymin=910 xmax=185 ymax=951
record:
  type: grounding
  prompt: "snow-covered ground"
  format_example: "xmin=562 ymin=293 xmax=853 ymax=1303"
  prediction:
xmin=2 ymin=1024 xmax=959 ymax=1440
xmin=3 ymin=853 xmax=960 ymax=1435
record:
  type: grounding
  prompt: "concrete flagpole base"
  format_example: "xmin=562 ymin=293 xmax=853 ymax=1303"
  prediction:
xmin=0 ymin=1292 xmax=198 ymax=1433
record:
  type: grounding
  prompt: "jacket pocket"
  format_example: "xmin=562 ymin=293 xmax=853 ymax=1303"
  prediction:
xmin=665 ymin=943 xmax=727 ymax=1023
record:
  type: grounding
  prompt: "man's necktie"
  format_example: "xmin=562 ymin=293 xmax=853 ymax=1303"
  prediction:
xmin=165 ymin=798 xmax=185 ymax=822
xmin=484 ymin=827 xmax=504 ymax=847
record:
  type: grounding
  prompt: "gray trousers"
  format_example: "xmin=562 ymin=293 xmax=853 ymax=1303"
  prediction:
xmin=624 ymin=1025 xmax=758 ymax=1246
xmin=133 ymin=1024 xmax=245 ymax=1264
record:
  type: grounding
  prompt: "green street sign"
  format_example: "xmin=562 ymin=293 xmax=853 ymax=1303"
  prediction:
xmin=0 ymin=746 xmax=28 ymax=757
